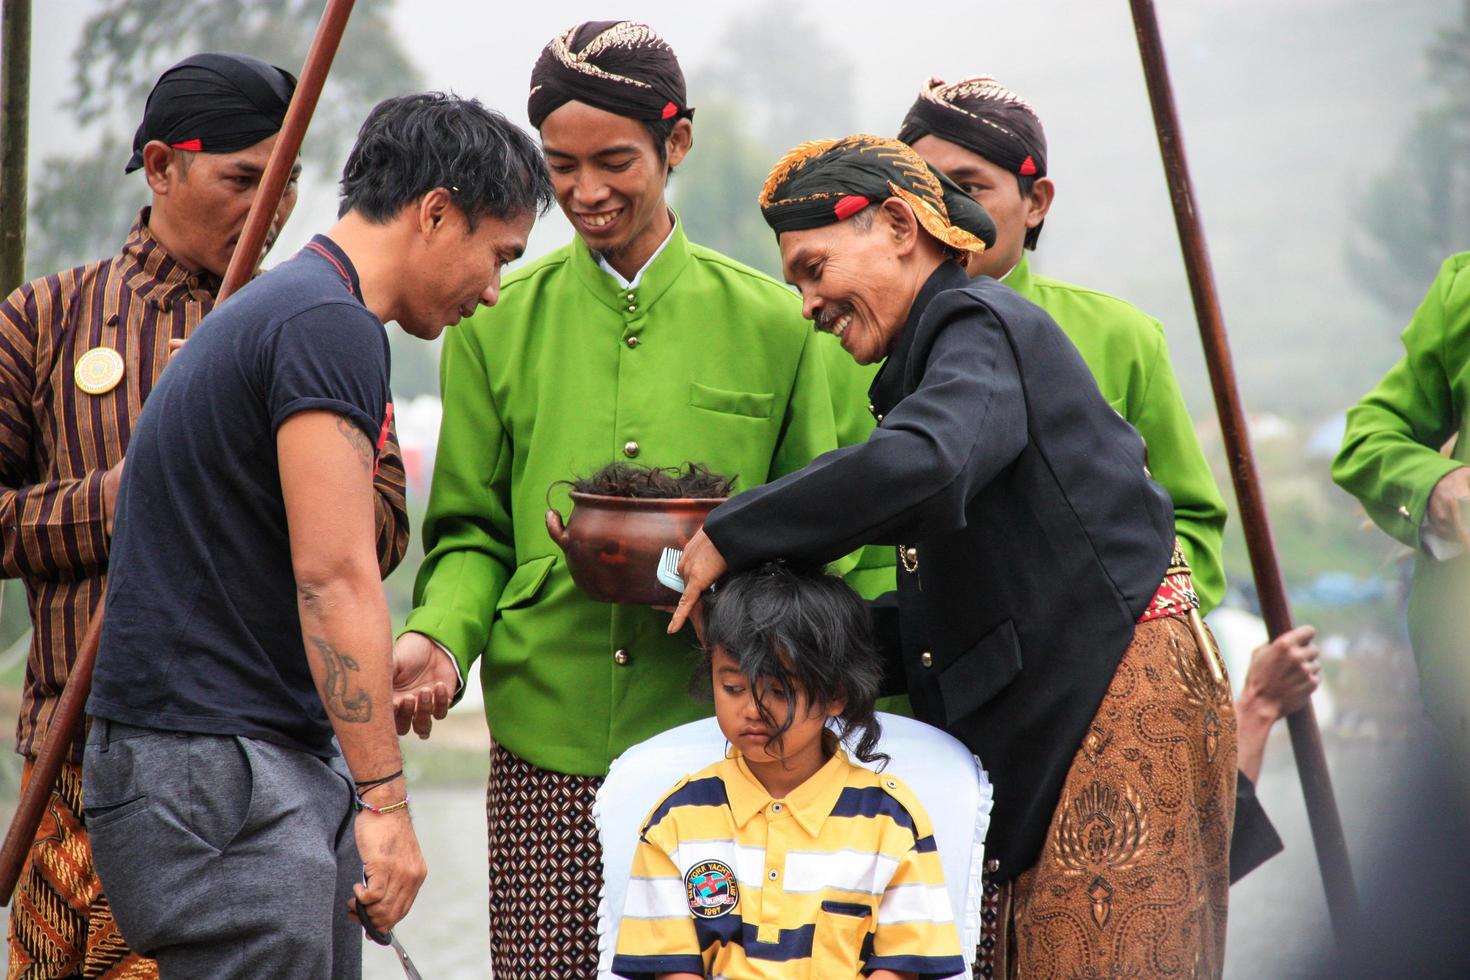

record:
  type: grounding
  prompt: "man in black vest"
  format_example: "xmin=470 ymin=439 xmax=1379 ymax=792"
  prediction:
xmin=671 ymin=134 xmax=1237 ymax=978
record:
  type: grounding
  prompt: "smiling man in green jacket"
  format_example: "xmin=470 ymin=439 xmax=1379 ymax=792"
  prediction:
xmin=896 ymin=74 xmax=1227 ymax=613
xmin=1334 ymin=252 xmax=1470 ymax=800
xmin=387 ymin=21 xmax=846 ymax=977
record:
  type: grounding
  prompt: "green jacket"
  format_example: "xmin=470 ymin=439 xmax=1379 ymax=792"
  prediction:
xmin=1333 ymin=253 xmax=1469 ymax=741
xmin=1004 ymin=256 xmax=1227 ymax=611
xmin=405 ymin=222 xmax=842 ymax=776
xmin=1334 ymin=253 xmax=1470 ymax=549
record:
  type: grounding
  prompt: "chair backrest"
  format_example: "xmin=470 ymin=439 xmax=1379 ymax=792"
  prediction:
xmin=594 ymin=712 xmax=992 ymax=979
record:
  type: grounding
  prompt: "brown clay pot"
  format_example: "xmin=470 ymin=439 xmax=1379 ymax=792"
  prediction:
xmin=545 ymin=492 xmax=725 ymax=605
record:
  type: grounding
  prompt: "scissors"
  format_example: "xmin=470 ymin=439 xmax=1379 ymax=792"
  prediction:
xmin=357 ymin=895 xmax=425 ymax=980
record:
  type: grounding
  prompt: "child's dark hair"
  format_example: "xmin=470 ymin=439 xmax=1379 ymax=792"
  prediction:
xmin=701 ymin=562 xmax=887 ymax=766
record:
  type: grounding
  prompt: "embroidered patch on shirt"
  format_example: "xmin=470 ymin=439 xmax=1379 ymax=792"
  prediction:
xmin=685 ymin=860 xmax=739 ymax=918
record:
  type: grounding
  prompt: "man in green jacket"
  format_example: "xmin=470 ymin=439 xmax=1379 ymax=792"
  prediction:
xmin=896 ymin=74 xmax=1227 ymax=612
xmin=1334 ymin=253 xmax=1470 ymax=797
xmin=388 ymin=21 xmax=845 ymax=976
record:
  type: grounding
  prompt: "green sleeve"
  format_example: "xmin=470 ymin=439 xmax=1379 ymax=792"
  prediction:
xmin=402 ymin=324 xmax=515 ymax=681
xmin=769 ymin=325 xmax=841 ymax=480
xmin=769 ymin=326 xmax=866 ymax=578
xmin=816 ymin=334 xmax=897 ymax=599
xmin=1132 ymin=326 xmax=1228 ymax=612
xmin=1333 ymin=258 xmax=1466 ymax=550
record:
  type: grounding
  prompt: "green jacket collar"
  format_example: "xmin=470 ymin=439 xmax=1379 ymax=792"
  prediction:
xmin=1001 ymin=252 xmax=1035 ymax=299
xmin=568 ymin=211 xmax=692 ymax=314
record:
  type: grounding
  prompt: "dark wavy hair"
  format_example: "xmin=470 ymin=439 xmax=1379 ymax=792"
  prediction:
xmin=701 ymin=562 xmax=887 ymax=767
xmin=338 ymin=92 xmax=554 ymax=227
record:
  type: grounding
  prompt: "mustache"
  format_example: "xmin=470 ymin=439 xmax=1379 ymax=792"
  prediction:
xmin=815 ymin=303 xmax=854 ymax=332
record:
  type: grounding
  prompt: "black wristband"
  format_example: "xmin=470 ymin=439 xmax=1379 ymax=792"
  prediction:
xmin=353 ymin=768 xmax=404 ymax=793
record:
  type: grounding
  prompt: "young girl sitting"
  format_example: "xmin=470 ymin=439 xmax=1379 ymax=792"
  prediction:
xmin=611 ymin=563 xmax=965 ymax=980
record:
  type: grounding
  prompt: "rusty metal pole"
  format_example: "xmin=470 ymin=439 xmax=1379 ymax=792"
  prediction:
xmin=0 ymin=0 xmax=32 ymax=295
xmin=0 ymin=0 xmax=358 ymax=904
xmin=1127 ymin=0 xmax=1360 ymax=945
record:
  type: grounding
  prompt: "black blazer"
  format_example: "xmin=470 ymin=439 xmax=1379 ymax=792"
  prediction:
xmin=705 ymin=262 xmax=1176 ymax=880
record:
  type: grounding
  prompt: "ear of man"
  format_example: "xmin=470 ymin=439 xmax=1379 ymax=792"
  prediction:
xmin=664 ymin=118 xmax=694 ymax=170
xmin=417 ymin=186 xmax=454 ymax=235
xmin=1025 ymin=176 xmax=1056 ymax=234
xmin=877 ymin=197 xmax=921 ymax=257
xmin=142 ymin=140 xmax=190 ymax=194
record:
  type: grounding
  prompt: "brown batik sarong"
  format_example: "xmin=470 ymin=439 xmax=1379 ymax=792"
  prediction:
xmin=486 ymin=743 xmax=605 ymax=979
xmin=6 ymin=761 xmax=157 ymax=980
xmin=1001 ymin=613 xmax=1235 ymax=977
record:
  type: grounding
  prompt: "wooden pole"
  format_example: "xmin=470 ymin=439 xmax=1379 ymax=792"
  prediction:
xmin=0 ymin=605 xmax=104 ymax=903
xmin=219 ymin=0 xmax=355 ymax=301
xmin=0 ymin=0 xmax=358 ymax=904
xmin=1127 ymin=0 xmax=1360 ymax=943
xmin=0 ymin=0 xmax=32 ymax=295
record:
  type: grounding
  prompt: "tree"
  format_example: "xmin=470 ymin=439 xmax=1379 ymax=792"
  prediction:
xmin=25 ymin=0 xmax=421 ymax=276
xmin=673 ymin=2 xmax=858 ymax=280
xmin=693 ymin=2 xmax=857 ymax=157
xmin=673 ymin=101 xmax=784 ymax=275
xmin=1345 ymin=0 xmax=1470 ymax=315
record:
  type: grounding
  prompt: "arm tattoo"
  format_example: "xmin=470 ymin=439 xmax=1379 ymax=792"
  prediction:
xmin=335 ymin=416 xmax=375 ymax=471
xmin=309 ymin=634 xmax=373 ymax=722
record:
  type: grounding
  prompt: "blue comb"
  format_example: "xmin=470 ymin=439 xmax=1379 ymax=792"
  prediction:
xmin=657 ymin=547 xmax=685 ymax=593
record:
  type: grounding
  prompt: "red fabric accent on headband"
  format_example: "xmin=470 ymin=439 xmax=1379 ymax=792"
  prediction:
xmin=1019 ymin=155 xmax=1038 ymax=176
xmin=170 ymin=138 xmax=203 ymax=152
xmin=833 ymin=195 xmax=871 ymax=221
xmin=661 ymin=101 xmax=679 ymax=120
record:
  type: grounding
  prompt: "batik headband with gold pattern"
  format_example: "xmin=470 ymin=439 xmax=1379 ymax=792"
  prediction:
xmin=527 ymin=20 xmax=693 ymax=128
xmin=758 ymin=135 xmax=995 ymax=254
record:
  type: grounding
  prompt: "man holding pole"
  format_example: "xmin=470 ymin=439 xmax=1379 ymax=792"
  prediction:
xmin=0 ymin=52 xmax=414 ymax=980
xmin=1333 ymin=253 xmax=1470 ymax=799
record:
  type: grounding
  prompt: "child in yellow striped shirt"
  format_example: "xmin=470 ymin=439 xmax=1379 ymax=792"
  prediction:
xmin=612 ymin=564 xmax=965 ymax=980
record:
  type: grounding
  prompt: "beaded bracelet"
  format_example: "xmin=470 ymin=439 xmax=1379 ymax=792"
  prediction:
xmin=355 ymin=792 xmax=410 ymax=815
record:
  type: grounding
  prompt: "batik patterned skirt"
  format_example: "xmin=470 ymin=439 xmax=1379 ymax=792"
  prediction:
xmin=979 ymin=551 xmax=1237 ymax=980
xmin=486 ymin=743 xmax=605 ymax=979
xmin=6 ymin=760 xmax=156 ymax=979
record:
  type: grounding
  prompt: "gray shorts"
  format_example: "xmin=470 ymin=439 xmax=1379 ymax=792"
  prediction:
xmin=83 ymin=720 xmax=364 ymax=979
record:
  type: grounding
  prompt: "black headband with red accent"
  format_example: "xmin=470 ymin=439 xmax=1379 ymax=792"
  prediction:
xmin=125 ymin=52 xmax=296 ymax=174
xmin=897 ymin=82 xmax=1047 ymax=179
xmin=527 ymin=20 xmax=693 ymax=130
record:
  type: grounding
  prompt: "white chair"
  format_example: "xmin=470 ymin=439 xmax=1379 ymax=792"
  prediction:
xmin=593 ymin=712 xmax=993 ymax=979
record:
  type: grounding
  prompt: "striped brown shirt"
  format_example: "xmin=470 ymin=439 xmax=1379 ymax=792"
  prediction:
xmin=0 ymin=210 xmax=409 ymax=759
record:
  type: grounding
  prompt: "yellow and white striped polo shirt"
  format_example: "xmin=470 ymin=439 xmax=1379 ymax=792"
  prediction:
xmin=612 ymin=749 xmax=965 ymax=979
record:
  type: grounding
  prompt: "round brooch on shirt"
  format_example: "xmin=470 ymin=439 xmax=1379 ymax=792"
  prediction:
xmin=75 ymin=346 xmax=125 ymax=395
xmin=685 ymin=860 xmax=739 ymax=919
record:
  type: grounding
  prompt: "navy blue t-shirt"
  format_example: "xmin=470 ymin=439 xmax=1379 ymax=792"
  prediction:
xmin=89 ymin=236 xmax=391 ymax=757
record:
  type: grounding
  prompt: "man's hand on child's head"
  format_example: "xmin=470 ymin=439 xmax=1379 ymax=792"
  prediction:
xmin=668 ymin=529 xmax=727 ymax=636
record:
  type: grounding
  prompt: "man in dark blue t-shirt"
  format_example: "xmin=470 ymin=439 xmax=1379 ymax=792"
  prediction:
xmin=83 ymin=93 xmax=553 ymax=977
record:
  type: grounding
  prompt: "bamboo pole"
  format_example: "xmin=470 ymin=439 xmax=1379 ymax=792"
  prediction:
xmin=0 ymin=0 xmax=32 ymax=295
xmin=0 ymin=0 xmax=358 ymax=904
xmin=1127 ymin=0 xmax=1360 ymax=943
